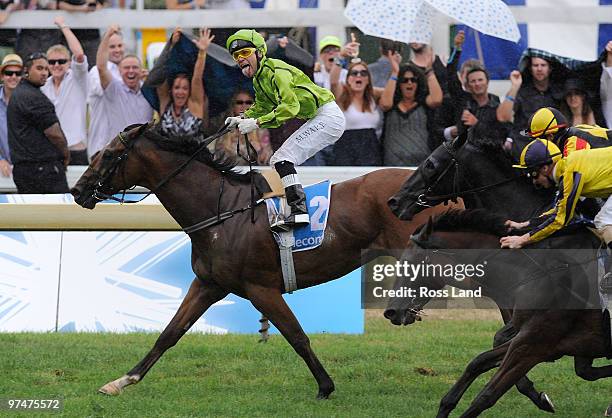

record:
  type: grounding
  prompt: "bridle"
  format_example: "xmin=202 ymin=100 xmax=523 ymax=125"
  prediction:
xmin=414 ymin=141 xmax=461 ymax=208
xmin=92 ymin=123 xmax=232 ymax=204
xmin=92 ymin=127 xmax=141 ymax=203
xmin=412 ymin=141 xmax=523 ymax=208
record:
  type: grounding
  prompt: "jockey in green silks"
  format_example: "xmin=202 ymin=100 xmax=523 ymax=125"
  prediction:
xmin=225 ymin=29 xmax=346 ymax=231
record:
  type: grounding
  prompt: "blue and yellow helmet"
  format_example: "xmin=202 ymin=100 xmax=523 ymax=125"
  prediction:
xmin=513 ymin=139 xmax=562 ymax=169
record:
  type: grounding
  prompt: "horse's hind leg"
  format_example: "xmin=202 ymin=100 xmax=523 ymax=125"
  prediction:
xmin=99 ymin=278 xmax=228 ymax=395
xmin=573 ymin=357 xmax=612 ymax=416
xmin=437 ymin=341 xmax=509 ymax=418
xmin=575 ymin=356 xmax=612 ymax=381
xmin=246 ymin=284 xmax=335 ymax=399
xmin=494 ymin=321 xmax=554 ymax=413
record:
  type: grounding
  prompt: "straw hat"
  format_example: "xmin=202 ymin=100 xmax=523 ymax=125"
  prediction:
xmin=0 ymin=54 xmax=23 ymax=71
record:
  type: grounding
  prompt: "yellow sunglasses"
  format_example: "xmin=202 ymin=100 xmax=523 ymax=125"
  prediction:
xmin=232 ymin=48 xmax=256 ymax=61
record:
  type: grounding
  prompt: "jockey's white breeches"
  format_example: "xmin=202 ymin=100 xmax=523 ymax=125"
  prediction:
xmin=595 ymin=197 xmax=612 ymax=245
xmin=270 ymin=101 xmax=346 ymax=166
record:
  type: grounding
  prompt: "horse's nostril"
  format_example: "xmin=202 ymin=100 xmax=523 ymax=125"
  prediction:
xmin=70 ymin=188 xmax=80 ymax=200
xmin=383 ymin=309 xmax=396 ymax=320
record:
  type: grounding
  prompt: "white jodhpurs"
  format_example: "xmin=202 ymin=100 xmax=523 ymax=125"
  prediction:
xmin=269 ymin=101 xmax=346 ymax=166
xmin=595 ymin=197 xmax=612 ymax=245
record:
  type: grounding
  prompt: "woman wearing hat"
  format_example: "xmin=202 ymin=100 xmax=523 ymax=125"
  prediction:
xmin=0 ymin=53 xmax=23 ymax=177
xmin=560 ymin=78 xmax=595 ymax=126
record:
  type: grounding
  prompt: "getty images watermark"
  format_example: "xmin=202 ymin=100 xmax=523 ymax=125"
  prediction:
xmin=361 ymin=249 xmax=602 ymax=310
xmin=371 ymin=259 xmax=486 ymax=298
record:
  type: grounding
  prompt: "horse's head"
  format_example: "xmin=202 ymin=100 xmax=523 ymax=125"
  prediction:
xmin=72 ymin=124 xmax=150 ymax=209
xmin=383 ymin=217 xmax=447 ymax=326
xmin=388 ymin=131 xmax=468 ymax=221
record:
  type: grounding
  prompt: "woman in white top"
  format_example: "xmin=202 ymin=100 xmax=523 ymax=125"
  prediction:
xmin=329 ymin=60 xmax=384 ymax=165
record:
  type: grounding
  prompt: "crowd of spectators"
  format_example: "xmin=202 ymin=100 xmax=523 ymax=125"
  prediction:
xmin=0 ymin=13 xmax=611 ymax=194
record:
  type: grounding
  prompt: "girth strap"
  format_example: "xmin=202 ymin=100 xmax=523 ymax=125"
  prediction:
xmin=273 ymin=230 xmax=298 ymax=293
xmin=183 ymin=198 xmax=265 ymax=234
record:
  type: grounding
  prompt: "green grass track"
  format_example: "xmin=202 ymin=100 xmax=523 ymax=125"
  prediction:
xmin=1 ymin=317 xmax=611 ymax=417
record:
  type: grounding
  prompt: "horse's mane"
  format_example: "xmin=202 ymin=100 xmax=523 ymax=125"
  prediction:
xmin=464 ymin=140 xmax=514 ymax=174
xmin=143 ymin=126 xmax=260 ymax=186
xmin=430 ymin=209 xmax=509 ymax=237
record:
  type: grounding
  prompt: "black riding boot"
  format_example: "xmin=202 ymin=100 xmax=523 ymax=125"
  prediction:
xmin=272 ymin=161 xmax=310 ymax=231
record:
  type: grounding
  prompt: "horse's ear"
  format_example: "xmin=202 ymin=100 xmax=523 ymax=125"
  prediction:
xmin=135 ymin=122 xmax=150 ymax=137
xmin=122 ymin=123 xmax=149 ymax=139
xmin=452 ymin=127 xmax=469 ymax=150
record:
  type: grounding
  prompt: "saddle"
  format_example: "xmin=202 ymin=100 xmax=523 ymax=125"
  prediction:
xmin=260 ymin=169 xmax=285 ymax=198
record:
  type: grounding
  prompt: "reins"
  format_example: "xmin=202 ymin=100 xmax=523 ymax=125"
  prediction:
xmin=420 ymin=176 xmax=521 ymax=204
xmin=92 ymin=123 xmax=265 ymax=234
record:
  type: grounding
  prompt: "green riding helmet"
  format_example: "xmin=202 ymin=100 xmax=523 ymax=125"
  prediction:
xmin=226 ymin=29 xmax=267 ymax=56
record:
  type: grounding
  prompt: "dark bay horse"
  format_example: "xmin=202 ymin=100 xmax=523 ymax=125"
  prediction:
xmin=383 ymin=136 xmax=559 ymax=413
xmin=404 ymin=210 xmax=607 ymax=418
xmin=71 ymin=123 xmax=452 ymax=399
xmin=388 ymin=134 xmax=554 ymax=222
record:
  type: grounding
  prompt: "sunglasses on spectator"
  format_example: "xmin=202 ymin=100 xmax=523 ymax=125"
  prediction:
xmin=232 ymin=48 xmax=256 ymax=62
xmin=234 ymin=100 xmax=253 ymax=105
xmin=48 ymin=59 xmax=68 ymax=66
xmin=400 ymin=76 xmax=418 ymax=84
xmin=349 ymin=70 xmax=369 ymax=77
xmin=2 ymin=70 xmax=21 ymax=77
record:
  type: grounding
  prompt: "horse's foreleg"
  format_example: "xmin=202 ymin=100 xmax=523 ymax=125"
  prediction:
xmin=99 ymin=278 xmax=228 ymax=396
xmin=246 ymin=284 xmax=335 ymax=399
xmin=493 ymin=320 xmax=555 ymax=413
xmin=437 ymin=341 xmax=509 ymax=418
xmin=458 ymin=337 xmax=549 ymax=418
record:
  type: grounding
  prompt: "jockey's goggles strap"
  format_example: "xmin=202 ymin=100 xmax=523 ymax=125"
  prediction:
xmin=232 ymin=47 xmax=256 ymax=61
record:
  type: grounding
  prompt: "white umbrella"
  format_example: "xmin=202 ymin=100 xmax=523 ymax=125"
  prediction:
xmin=344 ymin=0 xmax=520 ymax=44
xmin=427 ymin=0 xmax=520 ymax=42
xmin=344 ymin=0 xmax=436 ymax=45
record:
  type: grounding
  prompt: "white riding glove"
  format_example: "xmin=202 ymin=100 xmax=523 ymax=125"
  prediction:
xmin=238 ymin=118 xmax=259 ymax=134
xmin=224 ymin=116 xmax=242 ymax=130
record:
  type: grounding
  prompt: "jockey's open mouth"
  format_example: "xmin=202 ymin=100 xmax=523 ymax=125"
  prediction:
xmin=239 ymin=62 xmax=253 ymax=77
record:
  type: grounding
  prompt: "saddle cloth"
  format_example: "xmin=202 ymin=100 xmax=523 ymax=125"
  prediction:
xmin=265 ymin=180 xmax=331 ymax=252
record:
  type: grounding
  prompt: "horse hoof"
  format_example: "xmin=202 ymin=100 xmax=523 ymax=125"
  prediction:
xmin=316 ymin=384 xmax=334 ymax=400
xmin=538 ymin=392 xmax=555 ymax=413
xmin=98 ymin=381 xmax=122 ymax=396
xmin=98 ymin=374 xmax=140 ymax=396
xmin=605 ymin=403 xmax=612 ymax=417
xmin=316 ymin=392 xmax=330 ymax=400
